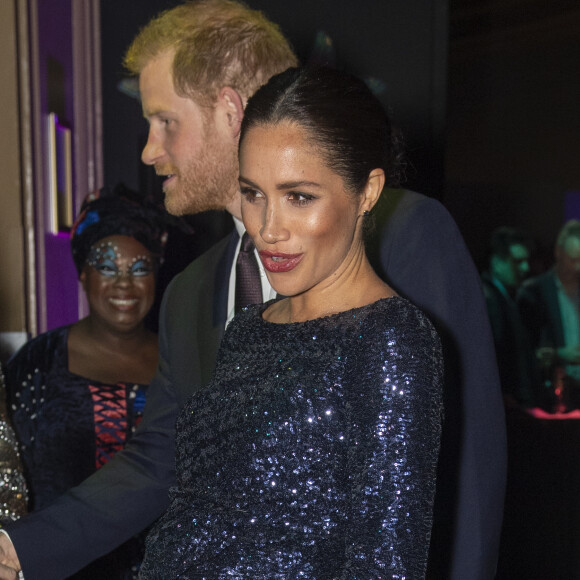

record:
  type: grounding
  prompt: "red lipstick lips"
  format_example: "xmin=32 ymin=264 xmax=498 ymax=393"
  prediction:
xmin=259 ymin=250 xmax=303 ymax=273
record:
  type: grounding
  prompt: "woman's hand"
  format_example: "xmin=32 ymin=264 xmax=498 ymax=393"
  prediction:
xmin=0 ymin=534 xmax=20 ymax=580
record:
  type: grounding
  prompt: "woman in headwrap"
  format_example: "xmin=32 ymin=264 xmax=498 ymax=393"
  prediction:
xmin=5 ymin=184 xmax=166 ymax=579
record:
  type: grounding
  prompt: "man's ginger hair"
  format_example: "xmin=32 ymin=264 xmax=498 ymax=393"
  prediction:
xmin=124 ymin=0 xmax=298 ymax=106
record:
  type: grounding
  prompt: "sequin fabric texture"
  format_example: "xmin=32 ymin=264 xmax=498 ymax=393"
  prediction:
xmin=141 ymin=297 xmax=443 ymax=579
xmin=0 ymin=365 xmax=27 ymax=522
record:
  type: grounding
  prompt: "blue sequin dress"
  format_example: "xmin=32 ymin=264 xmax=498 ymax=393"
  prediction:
xmin=141 ymin=297 xmax=443 ymax=579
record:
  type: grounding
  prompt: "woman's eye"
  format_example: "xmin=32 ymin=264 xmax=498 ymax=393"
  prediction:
xmin=95 ymin=264 xmax=118 ymax=277
xmin=288 ymin=192 xmax=315 ymax=205
xmin=131 ymin=265 xmax=153 ymax=277
xmin=240 ymin=187 xmax=262 ymax=202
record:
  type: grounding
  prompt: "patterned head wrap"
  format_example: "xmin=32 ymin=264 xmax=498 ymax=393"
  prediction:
xmin=70 ymin=183 xmax=168 ymax=276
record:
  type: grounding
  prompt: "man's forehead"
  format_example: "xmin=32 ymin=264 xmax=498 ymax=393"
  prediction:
xmin=509 ymin=243 xmax=529 ymax=261
xmin=139 ymin=51 xmax=176 ymax=105
xmin=139 ymin=73 xmax=210 ymax=121
xmin=563 ymin=236 xmax=580 ymax=258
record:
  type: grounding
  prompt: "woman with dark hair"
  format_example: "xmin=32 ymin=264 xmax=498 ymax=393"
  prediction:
xmin=5 ymin=185 xmax=167 ymax=579
xmin=141 ymin=67 xmax=443 ymax=579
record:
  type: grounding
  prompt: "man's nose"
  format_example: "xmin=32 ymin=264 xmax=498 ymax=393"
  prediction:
xmin=141 ymin=129 xmax=163 ymax=165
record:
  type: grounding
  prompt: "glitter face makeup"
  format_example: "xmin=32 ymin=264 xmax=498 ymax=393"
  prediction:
xmin=80 ymin=235 xmax=156 ymax=333
xmin=86 ymin=241 xmax=154 ymax=280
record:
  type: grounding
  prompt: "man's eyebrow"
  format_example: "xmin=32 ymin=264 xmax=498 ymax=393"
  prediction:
xmin=142 ymin=107 xmax=170 ymax=119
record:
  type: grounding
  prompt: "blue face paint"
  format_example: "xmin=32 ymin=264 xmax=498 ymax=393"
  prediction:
xmin=127 ymin=258 xmax=154 ymax=277
xmin=86 ymin=241 xmax=154 ymax=279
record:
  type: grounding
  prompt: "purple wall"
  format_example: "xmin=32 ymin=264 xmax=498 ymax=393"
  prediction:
xmin=36 ymin=0 xmax=79 ymax=330
xmin=44 ymin=233 xmax=79 ymax=330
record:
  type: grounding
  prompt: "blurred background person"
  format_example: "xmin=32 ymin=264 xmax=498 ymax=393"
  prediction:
xmin=518 ymin=219 xmax=580 ymax=411
xmin=482 ymin=226 xmax=535 ymax=406
xmin=5 ymin=185 xmax=167 ymax=579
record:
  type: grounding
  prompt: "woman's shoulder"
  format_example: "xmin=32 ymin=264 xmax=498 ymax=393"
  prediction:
xmin=354 ymin=297 xmax=441 ymax=358
xmin=222 ymin=298 xmax=439 ymax=352
xmin=12 ymin=325 xmax=68 ymax=356
xmin=379 ymin=295 xmax=437 ymax=328
xmin=342 ymin=296 xmax=436 ymax=332
xmin=6 ymin=326 xmax=69 ymax=380
xmin=354 ymin=298 xmax=443 ymax=400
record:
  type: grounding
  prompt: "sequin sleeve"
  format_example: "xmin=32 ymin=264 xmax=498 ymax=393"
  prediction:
xmin=341 ymin=305 xmax=443 ymax=578
xmin=0 ymin=365 xmax=28 ymax=522
xmin=4 ymin=329 xmax=65 ymax=495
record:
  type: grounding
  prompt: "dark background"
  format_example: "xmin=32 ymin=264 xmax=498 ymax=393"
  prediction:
xmin=446 ymin=0 xmax=580 ymax=270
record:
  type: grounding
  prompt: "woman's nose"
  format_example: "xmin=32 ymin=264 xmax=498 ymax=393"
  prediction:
xmin=113 ymin=271 xmax=133 ymax=286
xmin=259 ymin=207 xmax=289 ymax=243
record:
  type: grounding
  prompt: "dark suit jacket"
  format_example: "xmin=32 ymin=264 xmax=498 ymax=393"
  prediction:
xmin=371 ymin=190 xmax=505 ymax=580
xmin=482 ymin=273 xmax=534 ymax=404
xmin=517 ymin=270 xmax=565 ymax=351
xmin=8 ymin=190 xmax=505 ymax=580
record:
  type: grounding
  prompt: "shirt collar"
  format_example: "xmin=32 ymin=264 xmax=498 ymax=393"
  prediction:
xmin=233 ymin=215 xmax=245 ymax=240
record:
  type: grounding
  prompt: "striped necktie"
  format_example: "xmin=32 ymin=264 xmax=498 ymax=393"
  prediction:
xmin=235 ymin=232 xmax=262 ymax=312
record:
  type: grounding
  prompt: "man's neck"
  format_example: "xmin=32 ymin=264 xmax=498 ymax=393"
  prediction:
xmin=556 ymin=269 xmax=579 ymax=296
xmin=226 ymin=194 xmax=242 ymax=221
xmin=489 ymin=273 xmax=515 ymax=299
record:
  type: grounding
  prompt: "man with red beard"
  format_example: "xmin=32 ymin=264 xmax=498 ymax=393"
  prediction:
xmin=0 ymin=2 xmax=505 ymax=579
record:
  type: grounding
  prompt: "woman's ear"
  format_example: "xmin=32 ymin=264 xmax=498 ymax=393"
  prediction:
xmin=360 ymin=168 xmax=385 ymax=214
xmin=217 ymin=86 xmax=245 ymax=138
xmin=79 ymin=268 xmax=87 ymax=292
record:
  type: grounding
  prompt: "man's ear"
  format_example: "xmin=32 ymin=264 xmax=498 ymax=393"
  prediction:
xmin=360 ymin=168 xmax=385 ymax=214
xmin=217 ymin=86 xmax=245 ymax=138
